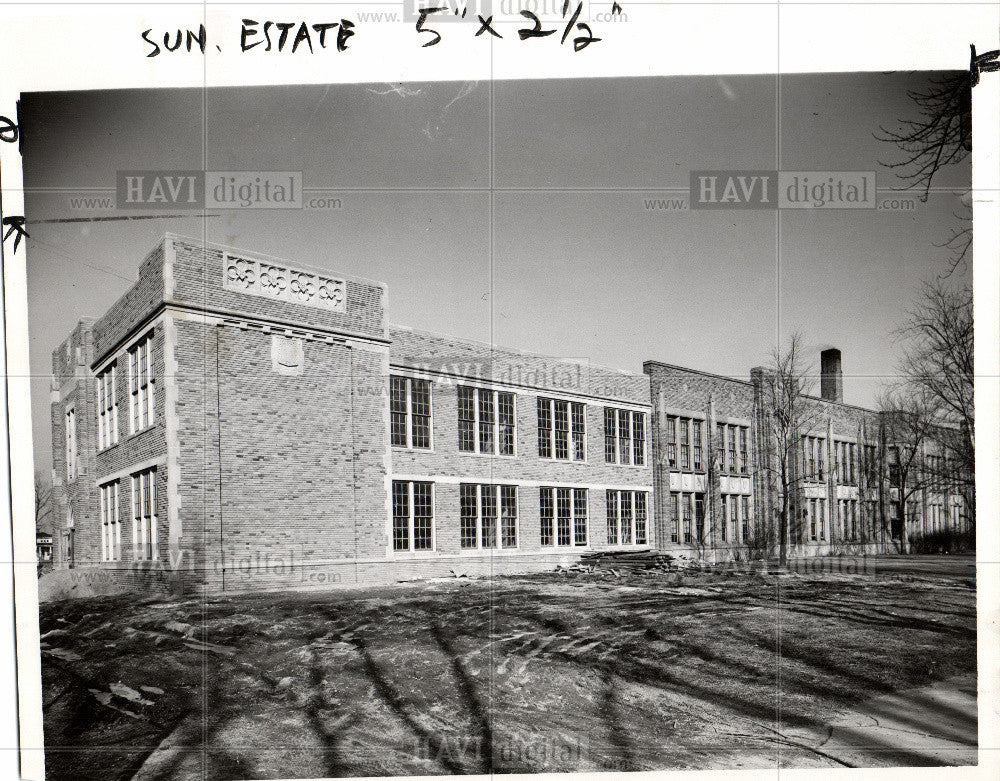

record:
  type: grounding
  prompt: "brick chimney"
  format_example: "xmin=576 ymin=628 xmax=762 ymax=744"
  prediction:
xmin=820 ymin=348 xmax=843 ymax=403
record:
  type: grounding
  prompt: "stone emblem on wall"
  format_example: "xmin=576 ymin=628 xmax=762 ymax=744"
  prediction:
xmin=224 ymin=253 xmax=346 ymax=313
xmin=271 ymin=335 xmax=305 ymax=376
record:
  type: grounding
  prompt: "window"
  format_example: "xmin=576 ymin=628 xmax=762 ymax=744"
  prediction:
xmin=392 ymin=480 xmax=434 ymax=552
xmin=541 ymin=487 xmax=587 ymax=547
xmin=458 ymin=387 xmax=514 ymax=455
xmin=390 ymin=376 xmax=431 ymax=449
xmin=606 ymin=490 xmax=648 ymax=546
xmin=809 ymin=499 xmax=818 ymax=540
xmin=65 ymin=407 xmax=77 ymax=481
xmin=460 ymin=484 xmax=517 ymax=549
xmin=99 ymin=481 xmax=120 ymax=562
xmin=131 ymin=468 xmax=156 ymax=561
xmin=848 ymin=443 xmax=857 ymax=484
xmin=716 ymin=424 xmax=726 ymax=470
xmin=694 ymin=494 xmax=705 ymax=543
xmin=96 ymin=365 xmax=118 ymax=449
xmin=605 ymin=408 xmax=645 ymax=466
xmin=633 ymin=414 xmax=646 ymax=466
xmin=864 ymin=444 xmax=878 ymax=486
xmin=128 ymin=332 xmax=155 ymax=433
xmin=741 ymin=496 xmax=750 ymax=542
xmin=679 ymin=418 xmax=690 ymax=470
xmin=667 ymin=418 xmax=677 ymax=468
xmin=720 ymin=495 xmax=728 ymax=542
xmin=739 ymin=428 xmax=748 ymax=474
xmin=682 ymin=494 xmax=693 ymax=543
xmin=819 ymin=498 xmax=826 ymax=540
xmin=727 ymin=426 xmax=737 ymax=474
xmin=692 ymin=420 xmax=703 ymax=471
xmin=538 ymin=398 xmax=585 ymax=461
xmin=669 ymin=492 xmax=679 ymax=543
xmin=801 ymin=436 xmax=825 ymax=482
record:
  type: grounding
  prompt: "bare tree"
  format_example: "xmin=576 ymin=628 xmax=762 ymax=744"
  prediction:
xmin=896 ymin=281 xmax=975 ymax=519
xmin=878 ymin=389 xmax=938 ymax=554
xmin=758 ymin=334 xmax=822 ymax=566
xmin=877 ymin=72 xmax=972 ymax=274
xmin=35 ymin=471 xmax=52 ymax=533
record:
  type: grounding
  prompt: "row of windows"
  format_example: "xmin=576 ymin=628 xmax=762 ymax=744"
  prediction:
xmin=390 ymin=481 xmax=650 ymax=552
xmin=801 ymin=436 xmax=875 ymax=486
xmin=667 ymin=418 xmax=749 ymax=474
xmin=668 ymin=491 xmax=753 ymax=544
xmin=391 ymin=377 xmax=646 ymax=466
xmin=88 ymin=331 xmax=156 ymax=459
xmin=98 ymin=467 xmax=157 ymax=562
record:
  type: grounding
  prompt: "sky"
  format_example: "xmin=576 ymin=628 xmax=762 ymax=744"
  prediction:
xmin=20 ymin=73 xmax=972 ymax=474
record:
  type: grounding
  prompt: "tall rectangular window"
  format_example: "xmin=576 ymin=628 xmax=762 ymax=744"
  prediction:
xmin=478 ymin=391 xmax=495 ymax=455
xmin=667 ymin=418 xmax=677 ymax=468
xmin=817 ymin=437 xmax=825 ymax=481
xmin=617 ymin=410 xmax=632 ymax=466
xmin=458 ymin=386 xmax=476 ymax=452
xmin=692 ymin=419 xmax=703 ymax=471
xmin=716 ymin=424 xmax=726 ymax=471
xmin=538 ymin=398 xmax=585 ymax=461
xmin=65 ymin=407 xmax=77 ymax=481
xmin=537 ymin=398 xmax=552 ymax=458
xmin=635 ymin=492 xmax=647 ymax=545
xmin=131 ymin=468 xmax=156 ymax=561
xmin=391 ymin=376 xmax=432 ymax=449
xmin=604 ymin=408 xmax=616 ymax=463
xmin=99 ymin=481 xmax=120 ymax=562
xmin=606 ymin=490 xmax=618 ymax=545
xmin=680 ymin=418 xmax=690 ymax=470
xmin=809 ymin=499 xmax=818 ymax=540
xmin=741 ymin=496 xmax=750 ymax=542
xmin=459 ymin=485 xmax=514 ymax=549
xmin=720 ymin=495 xmax=729 ymax=542
xmin=819 ymin=498 xmax=826 ymax=540
xmin=848 ymin=443 xmax=857 ymax=484
xmin=694 ymin=494 xmax=705 ymax=543
xmin=556 ymin=487 xmax=572 ymax=546
xmin=96 ymin=365 xmax=118 ymax=450
xmin=498 ymin=393 xmax=516 ymax=456
xmin=620 ymin=491 xmax=633 ymax=544
xmin=683 ymin=494 xmax=693 ymax=543
xmin=669 ymin=492 xmax=679 ymax=542
xmin=633 ymin=412 xmax=645 ymax=466
xmin=392 ymin=480 xmax=434 ymax=552
xmin=739 ymin=427 xmax=749 ymax=474
xmin=128 ymin=332 xmax=154 ymax=433
xmin=541 ymin=487 xmax=587 ymax=547
xmin=727 ymin=426 xmax=737 ymax=474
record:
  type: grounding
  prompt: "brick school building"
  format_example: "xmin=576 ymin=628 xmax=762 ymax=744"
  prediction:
xmin=48 ymin=235 xmax=971 ymax=593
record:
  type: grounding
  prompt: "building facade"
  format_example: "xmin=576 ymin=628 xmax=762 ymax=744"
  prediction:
xmin=48 ymin=235 xmax=971 ymax=593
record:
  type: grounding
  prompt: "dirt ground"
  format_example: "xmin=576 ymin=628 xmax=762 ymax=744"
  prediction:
xmin=38 ymin=555 xmax=977 ymax=779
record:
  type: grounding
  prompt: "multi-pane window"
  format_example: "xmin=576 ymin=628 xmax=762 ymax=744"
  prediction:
xmin=692 ymin=420 xmax=703 ymax=471
xmin=65 ymin=407 xmax=77 ymax=481
xmin=131 ymin=468 xmax=156 ymax=561
xmin=390 ymin=376 xmax=431 ymax=449
xmin=99 ymin=481 xmax=120 ymax=562
xmin=848 ymin=443 xmax=857 ymax=484
xmin=679 ymin=418 xmax=690 ymax=470
xmin=606 ymin=490 xmax=648 ymax=546
xmin=801 ymin=436 xmax=825 ymax=482
xmin=604 ymin=408 xmax=645 ymax=466
xmin=809 ymin=499 xmax=818 ymax=540
xmin=669 ymin=492 xmax=679 ymax=543
xmin=460 ymin=484 xmax=517 ymax=549
xmin=741 ymin=496 xmax=750 ymax=542
xmin=537 ymin=398 xmax=585 ymax=461
xmin=864 ymin=444 xmax=878 ymax=486
xmin=717 ymin=423 xmax=750 ymax=474
xmin=96 ymin=365 xmax=118 ymax=450
xmin=683 ymin=494 xmax=693 ymax=543
xmin=694 ymin=494 xmax=706 ymax=543
xmin=128 ymin=332 xmax=155 ymax=433
xmin=540 ymin=487 xmax=587 ymax=547
xmin=720 ymin=495 xmax=729 ymax=542
xmin=666 ymin=418 xmax=677 ymax=468
xmin=835 ymin=441 xmax=855 ymax=484
xmin=392 ymin=480 xmax=434 ymax=552
xmin=459 ymin=386 xmax=514 ymax=455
